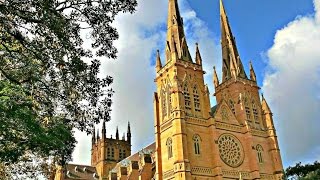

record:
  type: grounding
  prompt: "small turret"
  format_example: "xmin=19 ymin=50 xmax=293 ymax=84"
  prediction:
xmin=102 ymin=121 xmax=106 ymax=140
xmin=249 ymin=61 xmax=257 ymax=82
xmin=195 ymin=43 xmax=202 ymax=65
xmin=96 ymin=129 xmax=100 ymax=140
xmin=92 ymin=126 xmax=96 ymax=145
xmin=261 ymin=94 xmax=272 ymax=114
xmin=156 ymin=50 xmax=162 ymax=72
xmin=116 ymin=126 xmax=119 ymax=140
xmin=170 ymin=35 xmax=178 ymax=61
xmin=127 ymin=122 xmax=131 ymax=143
xmin=213 ymin=66 xmax=219 ymax=88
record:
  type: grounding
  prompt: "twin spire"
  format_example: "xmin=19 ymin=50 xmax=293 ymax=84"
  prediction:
xmin=159 ymin=0 xmax=257 ymax=84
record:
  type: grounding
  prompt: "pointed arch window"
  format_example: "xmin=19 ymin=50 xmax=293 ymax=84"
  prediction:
xmin=256 ymin=145 xmax=264 ymax=163
xmin=169 ymin=92 xmax=172 ymax=114
xmin=162 ymin=90 xmax=167 ymax=117
xmin=229 ymin=99 xmax=235 ymax=114
xmin=193 ymin=135 xmax=201 ymax=155
xmin=166 ymin=138 xmax=173 ymax=159
xmin=252 ymin=101 xmax=259 ymax=124
xmin=184 ymin=84 xmax=191 ymax=110
xmin=193 ymin=86 xmax=201 ymax=112
xmin=111 ymin=148 xmax=115 ymax=159
xmin=244 ymin=97 xmax=251 ymax=123
xmin=107 ymin=147 xmax=111 ymax=159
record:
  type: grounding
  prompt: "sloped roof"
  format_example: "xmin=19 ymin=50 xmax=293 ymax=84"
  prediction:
xmin=111 ymin=142 xmax=156 ymax=172
xmin=63 ymin=164 xmax=98 ymax=180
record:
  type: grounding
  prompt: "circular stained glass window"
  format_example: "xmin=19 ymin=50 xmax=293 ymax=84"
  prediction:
xmin=218 ymin=134 xmax=244 ymax=167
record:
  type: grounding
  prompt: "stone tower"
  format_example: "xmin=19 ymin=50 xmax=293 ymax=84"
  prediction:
xmin=153 ymin=0 xmax=283 ymax=179
xmin=154 ymin=0 xmax=211 ymax=179
xmin=91 ymin=122 xmax=131 ymax=179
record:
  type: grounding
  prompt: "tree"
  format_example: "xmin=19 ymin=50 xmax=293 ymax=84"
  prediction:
xmin=285 ymin=161 xmax=320 ymax=180
xmin=0 ymin=0 xmax=137 ymax=178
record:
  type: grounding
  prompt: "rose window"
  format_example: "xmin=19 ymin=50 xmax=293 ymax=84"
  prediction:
xmin=218 ymin=134 xmax=244 ymax=167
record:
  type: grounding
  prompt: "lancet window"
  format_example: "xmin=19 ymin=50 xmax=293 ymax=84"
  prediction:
xmin=162 ymin=90 xmax=167 ymax=117
xmin=111 ymin=148 xmax=115 ymax=159
xmin=193 ymin=135 xmax=201 ymax=155
xmin=193 ymin=86 xmax=201 ymax=112
xmin=184 ymin=84 xmax=191 ymax=110
xmin=252 ymin=102 xmax=259 ymax=124
xmin=256 ymin=145 xmax=264 ymax=163
xmin=169 ymin=93 xmax=172 ymax=114
xmin=107 ymin=147 xmax=111 ymax=159
xmin=119 ymin=149 xmax=126 ymax=159
xmin=229 ymin=99 xmax=235 ymax=114
xmin=166 ymin=138 xmax=173 ymax=159
xmin=244 ymin=97 xmax=251 ymax=123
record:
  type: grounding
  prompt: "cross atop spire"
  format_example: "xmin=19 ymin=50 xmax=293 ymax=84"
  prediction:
xmin=166 ymin=0 xmax=192 ymax=63
xmin=220 ymin=0 xmax=247 ymax=82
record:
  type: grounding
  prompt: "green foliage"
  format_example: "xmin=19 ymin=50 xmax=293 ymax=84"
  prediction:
xmin=0 ymin=0 xmax=137 ymax=178
xmin=285 ymin=161 xmax=320 ymax=180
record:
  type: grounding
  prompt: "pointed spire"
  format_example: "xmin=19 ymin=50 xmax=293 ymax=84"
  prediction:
xmin=213 ymin=66 xmax=220 ymax=88
xmin=92 ymin=126 xmax=96 ymax=145
xmin=195 ymin=43 xmax=202 ymax=65
xmin=249 ymin=61 xmax=257 ymax=82
xmin=261 ymin=94 xmax=272 ymax=114
xmin=127 ymin=122 xmax=131 ymax=143
xmin=127 ymin=122 xmax=131 ymax=134
xmin=96 ymin=128 xmax=100 ymax=140
xmin=116 ymin=126 xmax=119 ymax=140
xmin=166 ymin=0 xmax=191 ymax=63
xmin=102 ymin=121 xmax=106 ymax=139
xmin=156 ymin=50 xmax=162 ymax=72
xmin=170 ymin=35 xmax=178 ymax=61
xmin=220 ymin=0 xmax=247 ymax=81
xmin=205 ymin=84 xmax=210 ymax=94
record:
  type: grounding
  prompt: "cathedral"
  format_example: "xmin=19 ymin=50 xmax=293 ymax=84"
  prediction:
xmin=54 ymin=0 xmax=284 ymax=179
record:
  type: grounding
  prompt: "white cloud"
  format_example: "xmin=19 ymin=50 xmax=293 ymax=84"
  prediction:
xmin=262 ymin=0 xmax=320 ymax=166
xmin=71 ymin=0 xmax=219 ymax=165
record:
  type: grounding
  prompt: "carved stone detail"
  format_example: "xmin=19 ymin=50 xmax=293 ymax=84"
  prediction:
xmin=218 ymin=134 xmax=244 ymax=167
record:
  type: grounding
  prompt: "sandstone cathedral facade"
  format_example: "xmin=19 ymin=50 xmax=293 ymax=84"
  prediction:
xmin=54 ymin=0 xmax=284 ymax=179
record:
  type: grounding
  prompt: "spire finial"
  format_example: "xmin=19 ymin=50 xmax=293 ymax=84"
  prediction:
xmin=213 ymin=66 xmax=220 ymax=88
xmin=261 ymin=94 xmax=272 ymax=114
xmin=195 ymin=43 xmax=202 ymax=65
xmin=127 ymin=122 xmax=131 ymax=134
xmin=92 ymin=126 xmax=96 ymax=145
xmin=96 ymin=128 xmax=100 ymax=140
xmin=156 ymin=50 xmax=162 ymax=72
xmin=249 ymin=60 xmax=257 ymax=82
xmin=127 ymin=122 xmax=131 ymax=143
xmin=116 ymin=126 xmax=119 ymax=140
xmin=102 ymin=121 xmax=106 ymax=139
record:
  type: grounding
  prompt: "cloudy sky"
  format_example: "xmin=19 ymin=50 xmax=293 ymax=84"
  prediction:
xmin=72 ymin=0 xmax=320 ymax=168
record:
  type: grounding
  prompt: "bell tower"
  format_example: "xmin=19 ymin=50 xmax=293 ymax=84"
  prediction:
xmin=91 ymin=122 xmax=132 ymax=179
xmin=214 ymin=0 xmax=263 ymax=130
xmin=154 ymin=0 xmax=211 ymax=179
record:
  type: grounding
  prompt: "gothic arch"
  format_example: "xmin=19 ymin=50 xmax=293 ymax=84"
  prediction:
xmin=166 ymin=138 xmax=173 ymax=159
xmin=193 ymin=134 xmax=201 ymax=155
xmin=256 ymin=144 xmax=264 ymax=163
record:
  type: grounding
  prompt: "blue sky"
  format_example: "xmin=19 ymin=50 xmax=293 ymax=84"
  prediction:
xmin=73 ymin=0 xmax=320 ymax=170
xmin=186 ymin=0 xmax=315 ymax=87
